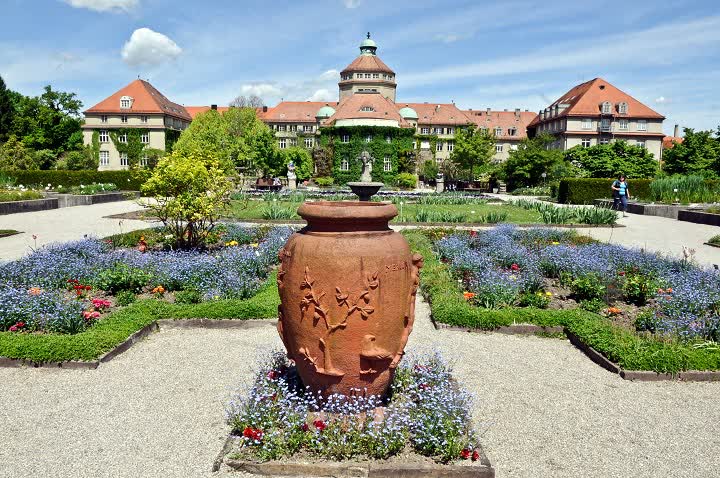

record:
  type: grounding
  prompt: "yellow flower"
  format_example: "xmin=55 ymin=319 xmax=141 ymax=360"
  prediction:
xmin=546 ymin=291 xmax=552 ymax=296
xmin=250 ymin=242 xmax=259 ymax=248
xmin=225 ymin=240 xmax=239 ymax=247
xmin=551 ymin=241 xmax=560 ymax=245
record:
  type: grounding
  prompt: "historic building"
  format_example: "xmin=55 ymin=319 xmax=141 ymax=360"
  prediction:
xmin=527 ymin=78 xmax=665 ymax=159
xmin=84 ymin=35 xmax=664 ymax=173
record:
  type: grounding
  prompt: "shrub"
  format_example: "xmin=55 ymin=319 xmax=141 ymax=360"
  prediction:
xmin=558 ymin=178 xmax=652 ymax=204
xmin=175 ymin=289 xmax=201 ymax=305
xmin=635 ymin=310 xmax=660 ymax=333
xmin=621 ymin=271 xmax=659 ymax=306
xmin=0 ymin=170 xmax=148 ymax=191
xmin=95 ymin=263 xmax=151 ymax=294
xmin=314 ymin=176 xmax=334 ymax=187
xmin=141 ymin=151 xmax=233 ymax=250
xmin=54 ymin=182 xmax=118 ymax=195
xmin=648 ymin=175 xmax=720 ymax=204
xmin=0 ymin=189 xmax=44 ymax=202
xmin=518 ymin=291 xmax=551 ymax=308
xmin=568 ymin=273 xmax=606 ymax=301
xmin=396 ymin=173 xmax=417 ymax=189
xmin=115 ymin=290 xmax=137 ymax=306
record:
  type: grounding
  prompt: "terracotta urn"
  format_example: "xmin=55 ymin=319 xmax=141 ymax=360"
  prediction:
xmin=276 ymin=201 xmax=423 ymax=398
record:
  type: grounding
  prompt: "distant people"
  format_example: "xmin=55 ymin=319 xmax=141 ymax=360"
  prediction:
xmin=611 ymin=174 xmax=630 ymax=217
xmin=273 ymin=177 xmax=281 ymax=187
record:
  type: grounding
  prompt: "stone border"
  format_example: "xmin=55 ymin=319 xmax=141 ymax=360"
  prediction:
xmin=0 ymin=318 xmax=277 ymax=370
xmin=53 ymin=191 xmax=140 ymax=208
xmin=0 ymin=198 xmax=58 ymax=215
xmin=221 ymin=439 xmax=495 ymax=477
xmin=678 ymin=209 xmax=720 ymax=227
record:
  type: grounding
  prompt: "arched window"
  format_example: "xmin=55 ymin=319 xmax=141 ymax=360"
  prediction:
xmin=618 ymin=102 xmax=628 ymax=114
xmin=120 ymin=96 xmax=133 ymax=109
xmin=601 ymin=101 xmax=612 ymax=114
xmin=340 ymin=158 xmax=349 ymax=171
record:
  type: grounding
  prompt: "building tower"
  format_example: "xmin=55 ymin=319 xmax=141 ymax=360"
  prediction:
xmin=339 ymin=33 xmax=397 ymax=102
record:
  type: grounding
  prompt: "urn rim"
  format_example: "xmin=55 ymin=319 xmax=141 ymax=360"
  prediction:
xmin=297 ymin=201 xmax=398 ymax=224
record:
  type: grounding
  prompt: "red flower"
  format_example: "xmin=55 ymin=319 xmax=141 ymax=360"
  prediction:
xmin=618 ymin=271 xmax=626 ymax=276
xmin=313 ymin=419 xmax=327 ymax=431
xmin=472 ymin=450 xmax=480 ymax=462
xmin=85 ymin=285 xmax=92 ymax=291
xmin=242 ymin=427 xmax=253 ymax=438
xmin=267 ymin=370 xmax=279 ymax=381
xmin=242 ymin=427 xmax=263 ymax=441
xmin=469 ymin=230 xmax=478 ymax=237
xmin=301 ymin=423 xmax=309 ymax=432
xmin=460 ymin=448 xmax=471 ymax=460
xmin=17 ymin=322 xmax=24 ymax=328
xmin=510 ymin=264 xmax=520 ymax=271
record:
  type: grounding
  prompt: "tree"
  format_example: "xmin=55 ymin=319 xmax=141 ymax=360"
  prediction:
xmin=564 ymin=140 xmax=658 ymax=179
xmin=450 ymin=126 xmax=495 ymax=179
xmin=0 ymin=76 xmax=15 ymax=143
xmin=229 ymin=95 xmax=264 ymax=108
xmin=662 ymin=128 xmax=720 ymax=178
xmin=281 ymin=147 xmax=313 ymax=180
xmin=501 ymin=133 xmax=566 ymax=189
xmin=419 ymin=159 xmax=439 ymax=181
xmin=141 ymin=150 xmax=233 ymax=250
xmin=0 ymin=135 xmax=38 ymax=170
xmin=55 ymin=147 xmax=98 ymax=170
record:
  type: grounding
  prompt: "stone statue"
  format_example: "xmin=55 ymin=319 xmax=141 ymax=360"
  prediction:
xmin=287 ymin=160 xmax=296 ymax=180
xmin=359 ymin=150 xmax=373 ymax=183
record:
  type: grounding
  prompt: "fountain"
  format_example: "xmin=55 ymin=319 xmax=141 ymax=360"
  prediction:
xmin=347 ymin=150 xmax=384 ymax=201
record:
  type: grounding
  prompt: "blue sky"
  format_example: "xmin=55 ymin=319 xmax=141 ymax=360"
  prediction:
xmin=2 ymin=0 xmax=719 ymax=134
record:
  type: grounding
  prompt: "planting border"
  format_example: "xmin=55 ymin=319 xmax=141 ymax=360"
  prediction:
xmin=403 ymin=230 xmax=720 ymax=379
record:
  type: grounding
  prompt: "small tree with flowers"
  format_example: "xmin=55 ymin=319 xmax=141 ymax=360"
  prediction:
xmin=141 ymin=150 xmax=232 ymax=250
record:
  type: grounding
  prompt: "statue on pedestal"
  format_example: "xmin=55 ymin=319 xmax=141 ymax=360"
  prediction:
xmin=359 ymin=150 xmax=373 ymax=183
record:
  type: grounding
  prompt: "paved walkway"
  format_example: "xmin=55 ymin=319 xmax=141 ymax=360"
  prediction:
xmin=0 ymin=201 xmax=150 ymax=261
xmin=1 ymin=298 xmax=718 ymax=478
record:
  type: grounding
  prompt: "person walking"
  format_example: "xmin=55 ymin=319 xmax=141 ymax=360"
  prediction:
xmin=611 ymin=174 xmax=630 ymax=217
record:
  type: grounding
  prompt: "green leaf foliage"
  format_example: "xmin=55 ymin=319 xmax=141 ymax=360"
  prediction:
xmin=501 ymin=133 xmax=567 ymax=189
xmin=662 ymin=127 xmax=720 ymax=178
xmin=564 ymin=140 xmax=658 ymax=179
xmin=0 ymin=169 xmax=149 ymax=190
xmin=449 ymin=126 xmax=495 ymax=179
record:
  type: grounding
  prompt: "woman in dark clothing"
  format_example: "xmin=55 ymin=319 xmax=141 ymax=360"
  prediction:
xmin=611 ymin=174 xmax=630 ymax=217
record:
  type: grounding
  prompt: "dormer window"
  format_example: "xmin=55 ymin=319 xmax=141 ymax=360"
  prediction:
xmin=494 ymin=127 xmax=503 ymax=136
xmin=120 ymin=96 xmax=133 ymax=109
xmin=601 ymin=101 xmax=612 ymax=114
xmin=618 ymin=102 xmax=628 ymax=114
xmin=360 ymin=106 xmax=375 ymax=112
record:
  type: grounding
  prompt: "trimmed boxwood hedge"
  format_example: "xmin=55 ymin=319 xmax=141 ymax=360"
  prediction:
xmin=403 ymin=230 xmax=720 ymax=373
xmin=0 ymin=271 xmax=280 ymax=363
xmin=557 ymin=178 xmax=652 ymax=204
xmin=0 ymin=170 xmax=150 ymax=191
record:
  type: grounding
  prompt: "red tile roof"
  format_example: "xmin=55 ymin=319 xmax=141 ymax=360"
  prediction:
xmin=184 ymin=106 xmax=231 ymax=119
xmin=325 ymin=93 xmax=409 ymax=127
xmin=85 ymin=79 xmax=191 ymax=121
xmin=405 ymin=103 xmax=472 ymax=126
xmin=259 ymin=102 xmax=339 ymax=123
xmin=463 ymin=110 xmax=537 ymax=139
xmin=663 ymin=136 xmax=684 ymax=149
xmin=529 ymin=77 xmax=664 ymax=127
xmin=341 ymin=55 xmax=395 ymax=75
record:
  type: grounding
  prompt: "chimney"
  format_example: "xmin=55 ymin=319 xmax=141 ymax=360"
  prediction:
xmin=262 ymin=106 xmax=268 ymax=112
xmin=674 ymin=124 xmax=679 ymax=137
xmin=211 ymin=104 xmax=217 ymax=110
xmin=515 ymin=108 xmax=520 ymax=116
xmin=486 ymin=107 xmax=491 ymax=114
xmin=503 ymin=108 xmax=508 ymax=112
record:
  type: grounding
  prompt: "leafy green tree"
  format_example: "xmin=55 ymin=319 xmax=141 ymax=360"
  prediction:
xmin=55 ymin=147 xmax=98 ymax=170
xmin=33 ymin=149 xmax=57 ymax=170
xmin=420 ymin=159 xmax=439 ymax=180
xmin=0 ymin=76 xmax=14 ymax=143
xmin=450 ymin=126 xmax=495 ymax=179
xmin=564 ymin=140 xmax=657 ymax=178
xmin=501 ymin=133 xmax=566 ymax=189
xmin=0 ymin=135 xmax=39 ymax=170
xmin=141 ymin=150 xmax=233 ymax=250
xmin=281 ymin=147 xmax=313 ymax=180
xmin=662 ymin=128 xmax=720 ymax=178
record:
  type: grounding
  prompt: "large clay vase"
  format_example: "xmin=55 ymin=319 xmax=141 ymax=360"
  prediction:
xmin=276 ymin=201 xmax=423 ymax=398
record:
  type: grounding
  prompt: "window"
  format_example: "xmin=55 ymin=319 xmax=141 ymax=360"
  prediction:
xmin=99 ymin=130 xmax=109 ymax=143
xmin=341 ymin=134 xmax=350 ymax=143
xmin=601 ymin=118 xmax=611 ymax=131
xmin=120 ymin=153 xmax=128 ymax=167
xmin=140 ymin=154 xmax=148 ymax=167
xmin=435 ymin=127 xmax=444 ymax=134
xmin=601 ymin=101 xmax=612 ymax=114
xmin=99 ymin=151 xmax=109 ymax=166
xmin=421 ymin=127 xmax=430 ymax=134
xmin=448 ymin=127 xmax=454 ymax=135
xmin=141 ymin=132 xmax=149 ymax=144
xmin=447 ymin=141 xmax=454 ymax=152
xmin=360 ymin=106 xmax=375 ymax=112
xmin=120 ymin=96 xmax=132 ymax=109
xmin=582 ymin=118 xmax=592 ymax=130
xmin=141 ymin=115 xmax=148 ymax=123
xmin=118 ymin=133 xmax=127 ymax=143
xmin=303 ymin=125 xmax=313 ymax=132
xmin=581 ymin=138 xmax=591 ymax=147
xmin=494 ymin=127 xmax=502 ymax=136
xmin=637 ymin=120 xmax=647 ymax=131
xmin=636 ymin=140 xmax=646 ymax=149
xmin=278 ymin=125 xmax=286 ymax=132
xmin=619 ymin=119 xmax=628 ymax=130
xmin=357 ymin=73 xmax=363 ymax=79
xmin=121 ymin=115 xmax=128 ymax=123
xmin=365 ymin=135 xmax=372 ymax=143
xmin=373 ymin=73 xmax=379 ymax=79
xmin=289 ymin=125 xmax=297 ymax=132
xmin=507 ymin=128 xmax=516 ymax=136
xmin=101 ymin=115 xmax=108 ymax=123
xmin=495 ymin=145 xmax=503 ymax=153
xmin=383 ymin=156 xmax=392 ymax=172
xmin=278 ymin=138 xmax=286 ymax=149
xmin=290 ymin=138 xmax=297 ymax=146
xmin=436 ymin=142 xmax=443 ymax=152
xmin=365 ymin=73 xmax=371 ymax=79
xmin=340 ymin=158 xmax=349 ymax=171
xmin=618 ymin=102 xmax=628 ymax=114
xmin=599 ymin=138 xmax=610 ymax=145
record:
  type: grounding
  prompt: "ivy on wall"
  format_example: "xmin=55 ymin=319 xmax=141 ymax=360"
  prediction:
xmin=414 ymin=134 xmax=439 ymax=160
xmin=165 ymin=129 xmax=181 ymax=153
xmin=91 ymin=131 xmax=100 ymax=164
xmin=318 ymin=126 xmax=415 ymax=185
xmin=110 ymin=128 xmax=149 ymax=170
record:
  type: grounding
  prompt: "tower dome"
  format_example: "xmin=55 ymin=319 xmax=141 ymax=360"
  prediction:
xmin=398 ymin=105 xmax=418 ymax=119
xmin=316 ymin=104 xmax=336 ymax=119
xmin=359 ymin=33 xmax=377 ymax=55
xmin=339 ymin=33 xmax=397 ymax=102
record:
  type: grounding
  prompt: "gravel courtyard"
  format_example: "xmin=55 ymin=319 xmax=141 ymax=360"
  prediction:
xmin=1 ymin=297 xmax=718 ymax=478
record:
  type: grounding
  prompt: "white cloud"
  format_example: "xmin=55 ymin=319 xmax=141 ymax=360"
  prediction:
xmin=655 ymin=96 xmax=670 ymax=104
xmin=343 ymin=0 xmax=361 ymax=8
xmin=318 ymin=69 xmax=339 ymax=80
xmin=63 ymin=0 xmax=138 ymax=13
xmin=306 ymin=89 xmax=334 ymax=102
xmin=121 ymin=28 xmax=182 ymax=67
xmin=434 ymin=33 xmax=464 ymax=44
xmin=239 ymin=83 xmax=285 ymax=98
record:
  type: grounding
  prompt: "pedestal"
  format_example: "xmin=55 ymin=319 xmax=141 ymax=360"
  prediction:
xmin=288 ymin=178 xmax=297 ymax=190
xmin=436 ymin=178 xmax=445 ymax=193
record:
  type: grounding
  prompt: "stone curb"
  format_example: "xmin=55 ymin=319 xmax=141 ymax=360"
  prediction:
xmin=0 ymin=318 xmax=276 ymax=370
xmin=215 ymin=218 xmax=623 ymax=229
xmin=433 ymin=322 xmax=564 ymax=336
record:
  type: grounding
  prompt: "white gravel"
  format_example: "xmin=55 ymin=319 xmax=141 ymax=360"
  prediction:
xmin=1 ymin=298 xmax=719 ymax=478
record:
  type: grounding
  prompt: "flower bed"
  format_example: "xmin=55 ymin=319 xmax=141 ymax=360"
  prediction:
xmin=0 ymin=225 xmax=292 ymax=362
xmin=225 ymin=350 xmax=485 ymax=466
xmin=403 ymin=228 xmax=720 ymax=373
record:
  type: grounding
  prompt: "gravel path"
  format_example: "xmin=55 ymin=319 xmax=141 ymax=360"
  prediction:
xmin=1 ymin=299 xmax=719 ymax=478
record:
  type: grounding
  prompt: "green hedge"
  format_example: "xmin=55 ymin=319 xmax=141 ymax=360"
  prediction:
xmin=403 ymin=230 xmax=720 ymax=373
xmin=1 ymin=170 xmax=150 ymax=191
xmin=557 ymin=178 xmax=652 ymax=204
xmin=0 ymin=271 xmax=280 ymax=363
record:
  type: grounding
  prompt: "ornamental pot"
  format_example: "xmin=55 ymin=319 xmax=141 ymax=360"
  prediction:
xmin=276 ymin=201 xmax=423 ymax=398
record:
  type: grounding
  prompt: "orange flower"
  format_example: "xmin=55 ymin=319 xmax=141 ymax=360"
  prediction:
xmin=666 ymin=288 xmax=673 ymax=294
xmin=607 ymin=307 xmax=622 ymax=315
xmin=152 ymin=285 xmax=165 ymax=294
xmin=27 ymin=287 xmax=43 ymax=296
xmin=463 ymin=291 xmax=475 ymax=300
